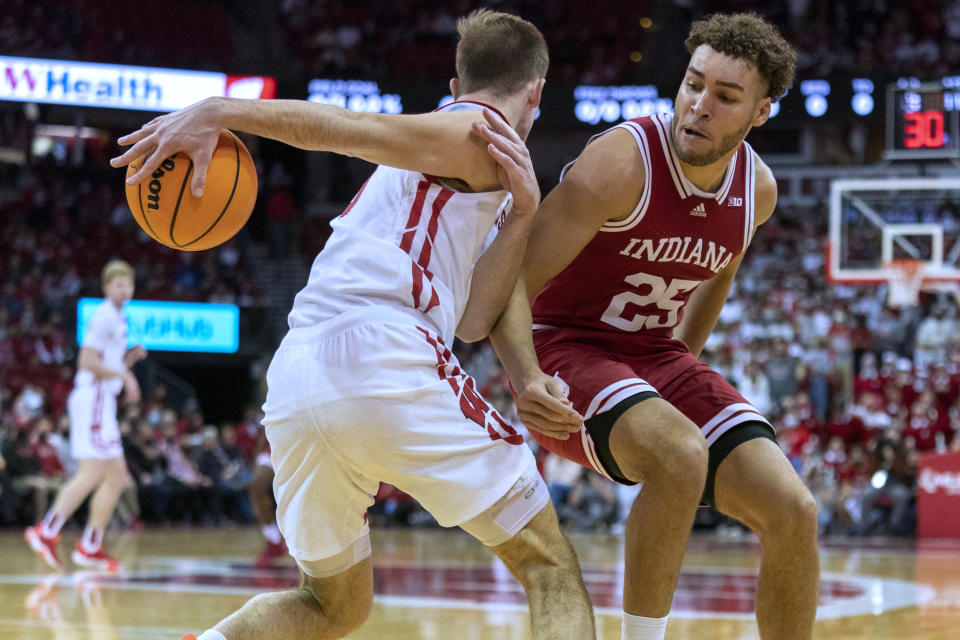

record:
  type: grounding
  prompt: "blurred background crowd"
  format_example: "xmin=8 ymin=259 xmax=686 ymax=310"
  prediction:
xmin=4 ymin=0 xmax=960 ymax=540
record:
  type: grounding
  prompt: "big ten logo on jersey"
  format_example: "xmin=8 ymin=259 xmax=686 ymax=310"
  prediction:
xmin=727 ymin=196 xmax=743 ymax=207
xmin=417 ymin=327 xmax=523 ymax=445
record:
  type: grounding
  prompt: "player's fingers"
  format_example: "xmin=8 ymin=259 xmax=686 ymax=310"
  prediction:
xmin=110 ymin=137 xmax=156 ymax=169
xmin=124 ymin=148 xmax=167 ymax=186
xmin=189 ymin=145 xmax=216 ymax=197
xmin=483 ymin=108 xmax=523 ymax=145
xmin=519 ymin=399 xmax=582 ymax=430
xmin=486 ymin=143 xmax=523 ymax=175
xmin=529 ymin=395 xmax=581 ymax=424
xmin=516 ymin=416 xmax=575 ymax=441
xmin=489 ymin=136 xmax=531 ymax=171
xmin=116 ymin=125 xmax=157 ymax=147
xmin=474 ymin=121 xmax=528 ymax=167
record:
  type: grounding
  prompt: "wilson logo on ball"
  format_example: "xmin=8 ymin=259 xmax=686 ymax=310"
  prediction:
xmin=146 ymin=157 xmax=176 ymax=210
xmin=125 ymin=130 xmax=257 ymax=251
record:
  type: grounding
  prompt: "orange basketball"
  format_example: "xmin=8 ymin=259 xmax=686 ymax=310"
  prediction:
xmin=125 ymin=130 xmax=257 ymax=251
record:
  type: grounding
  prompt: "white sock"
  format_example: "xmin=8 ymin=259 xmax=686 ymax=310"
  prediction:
xmin=197 ymin=630 xmax=227 ymax=640
xmin=621 ymin=612 xmax=669 ymax=640
xmin=261 ymin=523 xmax=282 ymax=545
xmin=80 ymin=526 xmax=103 ymax=554
xmin=40 ymin=511 xmax=65 ymax=538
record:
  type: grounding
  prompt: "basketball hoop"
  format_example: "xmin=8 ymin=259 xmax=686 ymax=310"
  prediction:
xmin=884 ymin=259 xmax=926 ymax=308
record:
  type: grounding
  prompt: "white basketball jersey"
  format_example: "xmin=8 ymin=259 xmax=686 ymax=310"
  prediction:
xmin=75 ymin=299 xmax=128 ymax=396
xmin=287 ymin=101 xmax=512 ymax=344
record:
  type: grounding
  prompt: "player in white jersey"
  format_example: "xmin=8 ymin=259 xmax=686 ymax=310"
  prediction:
xmin=26 ymin=260 xmax=147 ymax=571
xmin=112 ymin=10 xmax=592 ymax=640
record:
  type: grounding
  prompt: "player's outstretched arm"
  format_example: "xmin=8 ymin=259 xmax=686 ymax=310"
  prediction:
xmin=111 ymin=97 xmax=501 ymax=197
xmin=456 ymin=109 xmax=539 ymax=343
xmin=675 ymin=154 xmax=777 ymax=357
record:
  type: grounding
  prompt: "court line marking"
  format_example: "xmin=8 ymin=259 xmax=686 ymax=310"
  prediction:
xmin=0 ymin=563 xmax=937 ymax=621
xmin=0 ymin=618 xmax=187 ymax=637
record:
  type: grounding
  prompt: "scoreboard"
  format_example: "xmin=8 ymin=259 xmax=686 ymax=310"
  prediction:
xmin=886 ymin=81 xmax=960 ymax=160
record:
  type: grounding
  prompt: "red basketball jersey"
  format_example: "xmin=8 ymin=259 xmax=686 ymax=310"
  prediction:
xmin=532 ymin=113 xmax=757 ymax=341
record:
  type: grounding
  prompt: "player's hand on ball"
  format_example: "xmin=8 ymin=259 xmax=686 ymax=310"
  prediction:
xmin=514 ymin=371 xmax=583 ymax=440
xmin=110 ymin=97 xmax=223 ymax=197
xmin=472 ymin=108 xmax=540 ymax=217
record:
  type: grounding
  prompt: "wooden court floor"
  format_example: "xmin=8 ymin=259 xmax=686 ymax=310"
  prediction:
xmin=0 ymin=526 xmax=958 ymax=639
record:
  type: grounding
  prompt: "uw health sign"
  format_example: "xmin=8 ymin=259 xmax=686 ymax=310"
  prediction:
xmin=1 ymin=55 xmax=275 ymax=112
xmin=77 ymin=298 xmax=239 ymax=353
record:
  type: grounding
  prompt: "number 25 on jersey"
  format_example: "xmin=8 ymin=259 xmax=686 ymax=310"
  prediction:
xmin=601 ymin=272 xmax=700 ymax=331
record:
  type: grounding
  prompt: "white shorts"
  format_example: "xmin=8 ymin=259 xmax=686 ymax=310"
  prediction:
xmin=68 ymin=383 xmax=123 ymax=460
xmin=262 ymin=318 xmax=537 ymax=565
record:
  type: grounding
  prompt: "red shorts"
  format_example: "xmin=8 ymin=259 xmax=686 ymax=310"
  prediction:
xmin=531 ymin=327 xmax=771 ymax=481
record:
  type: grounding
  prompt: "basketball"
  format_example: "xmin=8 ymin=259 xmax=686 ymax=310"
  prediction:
xmin=125 ymin=130 xmax=257 ymax=251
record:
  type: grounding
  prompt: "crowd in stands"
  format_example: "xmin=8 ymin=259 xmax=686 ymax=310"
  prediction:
xmin=0 ymin=0 xmax=233 ymax=72
xmin=5 ymin=0 xmax=960 ymax=89
xmin=276 ymin=0 xmax=960 ymax=86
xmin=0 ymin=383 xmax=267 ymax=529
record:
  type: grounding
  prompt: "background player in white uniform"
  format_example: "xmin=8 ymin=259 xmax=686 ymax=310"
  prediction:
xmin=26 ymin=260 xmax=147 ymax=571
xmin=113 ymin=10 xmax=592 ymax=640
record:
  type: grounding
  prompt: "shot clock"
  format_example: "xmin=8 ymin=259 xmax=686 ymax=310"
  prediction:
xmin=886 ymin=82 xmax=960 ymax=160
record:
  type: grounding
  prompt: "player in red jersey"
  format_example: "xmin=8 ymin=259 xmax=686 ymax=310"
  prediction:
xmin=489 ymin=13 xmax=817 ymax=640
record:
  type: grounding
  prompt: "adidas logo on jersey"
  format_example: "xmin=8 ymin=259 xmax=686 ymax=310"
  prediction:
xmin=689 ymin=203 xmax=707 ymax=217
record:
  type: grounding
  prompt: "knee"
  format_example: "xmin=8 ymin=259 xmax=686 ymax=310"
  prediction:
xmin=758 ymin=485 xmax=819 ymax=543
xmin=617 ymin=421 xmax=708 ymax=492
xmin=496 ymin=508 xmax=584 ymax=594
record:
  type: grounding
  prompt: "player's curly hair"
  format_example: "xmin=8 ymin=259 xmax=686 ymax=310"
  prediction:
xmin=685 ymin=12 xmax=797 ymax=102
xmin=456 ymin=9 xmax=548 ymax=97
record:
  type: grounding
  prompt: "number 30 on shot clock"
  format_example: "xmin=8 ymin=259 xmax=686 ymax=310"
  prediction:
xmin=886 ymin=82 xmax=960 ymax=160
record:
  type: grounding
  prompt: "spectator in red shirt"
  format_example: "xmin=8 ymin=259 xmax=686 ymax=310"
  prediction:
xmin=825 ymin=397 xmax=868 ymax=450
xmin=32 ymin=417 xmax=65 ymax=478
xmin=854 ymin=352 xmax=885 ymax=400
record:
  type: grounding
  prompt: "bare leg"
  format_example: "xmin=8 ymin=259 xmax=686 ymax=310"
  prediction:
xmin=249 ymin=465 xmax=275 ymax=526
xmin=85 ymin=458 xmax=129 ymax=532
xmin=45 ymin=459 xmax=106 ymax=525
xmin=489 ymin=502 xmax=595 ymax=639
xmin=608 ymin=399 xmax=709 ymax=616
xmin=714 ymin=438 xmax=820 ymax=639
xmin=215 ymin=556 xmax=373 ymax=640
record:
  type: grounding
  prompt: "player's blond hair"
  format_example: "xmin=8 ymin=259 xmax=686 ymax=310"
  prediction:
xmin=685 ymin=12 xmax=797 ymax=102
xmin=455 ymin=9 xmax=548 ymax=97
xmin=101 ymin=259 xmax=134 ymax=287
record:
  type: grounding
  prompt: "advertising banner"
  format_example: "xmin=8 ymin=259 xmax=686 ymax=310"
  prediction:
xmin=1 ymin=55 xmax=275 ymax=112
xmin=917 ymin=450 xmax=960 ymax=538
xmin=77 ymin=298 xmax=239 ymax=353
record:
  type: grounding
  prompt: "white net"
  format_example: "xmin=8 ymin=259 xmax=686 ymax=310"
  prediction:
xmin=884 ymin=259 xmax=926 ymax=308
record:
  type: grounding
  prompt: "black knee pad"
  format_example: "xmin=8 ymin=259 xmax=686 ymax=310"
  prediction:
xmin=582 ymin=391 xmax=660 ymax=485
xmin=702 ymin=421 xmax=777 ymax=507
